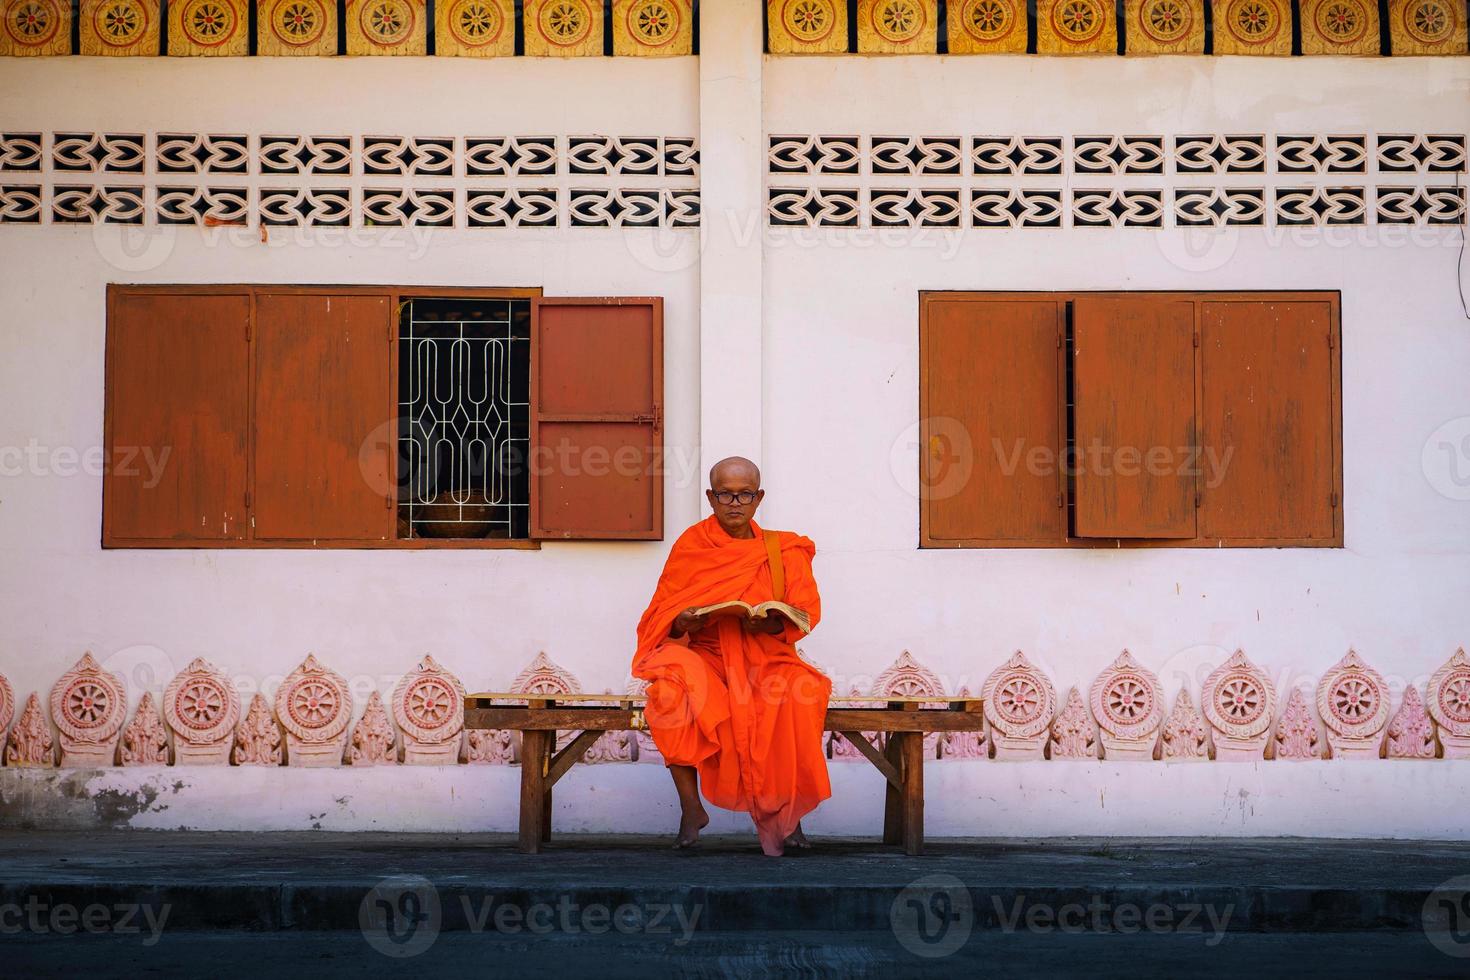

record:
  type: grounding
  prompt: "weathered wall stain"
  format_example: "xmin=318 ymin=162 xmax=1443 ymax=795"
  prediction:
xmin=0 ymin=771 xmax=184 ymax=830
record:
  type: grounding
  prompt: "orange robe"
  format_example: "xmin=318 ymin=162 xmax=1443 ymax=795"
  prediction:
xmin=632 ymin=516 xmax=832 ymax=856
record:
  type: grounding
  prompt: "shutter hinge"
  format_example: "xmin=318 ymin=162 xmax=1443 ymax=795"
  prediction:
xmin=245 ymin=318 xmax=251 ymax=342
xmin=244 ymin=489 xmax=252 ymax=509
xmin=1193 ymin=332 xmax=1200 ymax=348
xmin=1195 ymin=490 xmax=1202 ymax=508
xmin=1057 ymin=331 xmax=1063 ymax=350
xmin=1327 ymin=331 xmax=1335 ymax=350
xmin=1330 ymin=491 xmax=1339 ymax=508
xmin=385 ymin=492 xmax=394 ymax=510
xmin=1056 ymin=491 xmax=1064 ymax=508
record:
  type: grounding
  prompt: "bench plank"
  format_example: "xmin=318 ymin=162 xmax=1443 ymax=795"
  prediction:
xmin=466 ymin=706 xmax=984 ymax=733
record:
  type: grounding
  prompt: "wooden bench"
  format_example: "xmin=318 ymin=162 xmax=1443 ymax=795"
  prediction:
xmin=464 ymin=693 xmax=985 ymax=855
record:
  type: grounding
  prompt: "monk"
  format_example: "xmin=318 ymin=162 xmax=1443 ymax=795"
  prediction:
xmin=632 ymin=456 xmax=833 ymax=856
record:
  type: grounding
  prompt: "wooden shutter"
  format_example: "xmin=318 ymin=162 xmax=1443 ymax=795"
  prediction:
xmin=104 ymin=290 xmax=251 ymax=543
xmin=1200 ymin=298 xmax=1339 ymax=542
xmin=920 ymin=295 xmax=1065 ymax=546
xmin=1072 ymin=296 xmax=1197 ymax=538
xmin=252 ymin=292 xmax=394 ymax=541
xmin=530 ymin=297 xmax=663 ymax=540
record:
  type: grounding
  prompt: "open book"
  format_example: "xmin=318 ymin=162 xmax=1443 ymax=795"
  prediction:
xmin=690 ymin=600 xmax=812 ymax=635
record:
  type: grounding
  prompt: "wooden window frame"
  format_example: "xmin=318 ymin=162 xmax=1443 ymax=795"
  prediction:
xmin=918 ymin=289 xmax=1343 ymax=550
xmin=104 ymin=283 xmax=545 ymax=550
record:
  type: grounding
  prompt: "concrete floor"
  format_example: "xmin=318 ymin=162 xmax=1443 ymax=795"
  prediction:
xmin=2 ymin=832 xmax=1468 ymax=976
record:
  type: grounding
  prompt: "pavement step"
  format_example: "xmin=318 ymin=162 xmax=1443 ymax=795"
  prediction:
xmin=3 ymin=929 xmax=1468 ymax=979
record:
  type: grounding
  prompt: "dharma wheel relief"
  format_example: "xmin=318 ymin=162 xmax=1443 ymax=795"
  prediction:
xmin=51 ymin=651 xmax=127 ymax=767
xmin=1088 ymin=650 xmax=1163 ymax=761
xmin=275 ymin=653 xmax=353 ymax=767
xmin=392 ymin=654 xmax=465 ymax=766
xmin=1201 ymin=650 xmax=1276 ymax=761
xmin=1427 ymin=648 xmax=1470 ymax=759
xmin=982 ymin=651 xmax=1056 ymax=760
xmin=164 ymin=657 xmax=239 ymax=765
xmin=1316 ymin=650 xmax=1390 ymax=759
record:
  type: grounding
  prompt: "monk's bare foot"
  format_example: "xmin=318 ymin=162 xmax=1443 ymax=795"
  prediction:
xmin=674 ymin=805 xmax=709 ymax=849
xmin=783 ymin=823 xmax=812 ymax=850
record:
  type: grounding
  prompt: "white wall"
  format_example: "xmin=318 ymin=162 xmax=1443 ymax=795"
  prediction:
xmin=2 ymin=52 xmax=1469 ymax=838
xmin=761 ymin=56 xmax=1470 ymax=704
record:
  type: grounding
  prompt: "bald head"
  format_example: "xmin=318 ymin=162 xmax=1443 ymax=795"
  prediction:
xmin=709 ymin=456 xmax=761 ymax=490
xmin=706 ymin=456 xmax=765 ymax=538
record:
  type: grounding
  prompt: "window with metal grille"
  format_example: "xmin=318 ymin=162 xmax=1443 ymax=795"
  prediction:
xmin=397 ymin=297 xmax=531 ymax=541
xmin=102 ymin=285 xmax=664 ymax=548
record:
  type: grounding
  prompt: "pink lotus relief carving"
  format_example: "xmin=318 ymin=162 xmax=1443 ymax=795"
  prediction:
xmin=1385 ymin=686 xmax=1437 ymax=759
xmin=164 ymin=657 xmax=240 ymax=765
xmin=233 ymin=693 xmax=283 ymax=766
xmin=275 ymin=654 xmax=353 ymax=767
xmin=1159 ymin=689 xmax=1209 ymax=761
xmin=0 ymin=672 xmax=13 ymax=741
xmin=872 ymin=650 xmax=946 ymax=758
xmin=349 ymin=691 xmax=398 ymax=766
xmin=120 ymin=692 xmax=171 ymax=766
xmin=1273 ymin=688 xmax=1323 ymax=761
xmin=1201 ymin=650 xmax=1275 ymax=761
xmin=940 ymin=686 xmax=988 ymax=760
xmin=1089 ymin=650 xmax=1162 ymax=761
xmin=464 ymin=728 xmax=517 ymax=764
xmin=392 ymin=655 xmax=465 ymax=766
xmin=1427 ymin=648 xmax=1470 ymax=759
xmin=1316 ymin=650 xmax=1389 ymax=759
xmin=51 ymin=651 xmax=127 ymax=767
xmin=5 ymin=692 xmax=54 ymax=767
xmin=983 ymin=651 xmax=1056 ymax=761
xmin=1048 ymin=686 xmax=1099 ymax=760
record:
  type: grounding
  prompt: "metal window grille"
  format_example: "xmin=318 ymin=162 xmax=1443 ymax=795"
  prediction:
xmin=397 ymin=297 xmax=531 ymax=539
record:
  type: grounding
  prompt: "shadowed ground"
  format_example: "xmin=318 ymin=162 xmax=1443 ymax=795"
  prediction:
xmin=1 ymin=832 xmax=1467 ymax=976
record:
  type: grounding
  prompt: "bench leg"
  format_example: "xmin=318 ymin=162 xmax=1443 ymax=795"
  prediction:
xmin=542 ymin=731 xmax=555 ymax=843
xmin=901 ymin=730 xmax=924 ymax=856
xmin=518 ymin=730 xmax=548 ymax=854
xmin=882 ymin=733 xmax=905 ymax=846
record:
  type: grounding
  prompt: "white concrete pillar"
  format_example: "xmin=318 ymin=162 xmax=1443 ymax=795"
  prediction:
xmin=697 ymin=1 xmax=765 ymax=487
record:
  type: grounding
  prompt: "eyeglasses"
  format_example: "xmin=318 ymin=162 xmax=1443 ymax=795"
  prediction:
xmin=711 ymin=490 xmax=758 ymax=505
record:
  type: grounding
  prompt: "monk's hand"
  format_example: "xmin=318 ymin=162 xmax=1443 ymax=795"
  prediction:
xmin=743 ymin=613 xmax=785 ymax=635
xmin=672 ymin=608 xmax=709 ymax=637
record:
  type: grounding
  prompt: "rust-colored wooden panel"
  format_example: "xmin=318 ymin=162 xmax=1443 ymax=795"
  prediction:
xmin=253 ymin=293 xmax=394 ymax=541
xmin=530 ymin=298 xmax=663 ymax=540
xmin=105 ymin=291 xmax=251 ymax=542
xmin=1200 ymin=300 xmax=1337 ymax=540
xmin=1073 ymin=296 xmax=1197 ymax=538
xmin=921 ymin=297 xmax=1064 ymax=545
